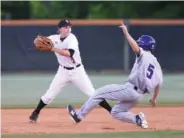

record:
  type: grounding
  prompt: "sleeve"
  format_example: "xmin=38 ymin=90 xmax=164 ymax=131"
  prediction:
xmin=47 ymin=35 xmax=59 ymax=48
xmin=47 ymin=35 xmax=55 ymax=44
xmin=68 ymin=49 xmax=75 ymax=57
xmin=47 ymin=35 xmax=54 ymax=42
xmin=135 ymin=48 xmax=145 ymax=63
xmin=157 ymin=82 xmax=163 ymax=88
xmin=156 ymin=70 xmax=163 ymax=88
xmin=136 ymin=47 xmax=145 ymax=58
xmin=156 ymin=81 xmax=162 ymax=89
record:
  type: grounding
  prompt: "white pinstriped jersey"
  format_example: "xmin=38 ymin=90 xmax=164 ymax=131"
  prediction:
xmin=48 ymin=33 xmax=82 ymax=67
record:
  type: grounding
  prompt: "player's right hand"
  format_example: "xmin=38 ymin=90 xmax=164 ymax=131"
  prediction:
xmin=150 ymin=99 xmax=156 ymax=107
xmin=119 ymin=21 xmax=128 ymax=34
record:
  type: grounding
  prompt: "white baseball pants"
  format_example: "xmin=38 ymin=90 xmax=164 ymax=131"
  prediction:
xmin=41 ymin=65 xmax=95 ymax=104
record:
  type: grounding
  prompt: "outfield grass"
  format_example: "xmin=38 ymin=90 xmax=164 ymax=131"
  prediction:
xmin=1 ymin=100 xmax=184 ymax=109
xmin=2 ymin=73 xmax=184 ymax=108
xmin=2 ymin=130 xmax=184 ymax=138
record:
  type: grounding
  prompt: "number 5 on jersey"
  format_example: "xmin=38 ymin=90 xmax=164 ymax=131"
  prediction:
xmin=147 ymin=64 xmax=155 ymax=79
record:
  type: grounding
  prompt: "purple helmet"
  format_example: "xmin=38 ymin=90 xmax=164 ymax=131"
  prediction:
xmin=136 ymin=35 xmax=156 ymax=52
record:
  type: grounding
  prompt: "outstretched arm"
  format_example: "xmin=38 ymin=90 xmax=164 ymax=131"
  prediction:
xmin=51 ymin=47 xmax=72 ymax=57
xmin=150 ymin=87 xmax=160 ymax=107
xmin=47 ymin=35 xmax=74 ymax=57
xmin=119 ymin=21 xmax=140 ymax=54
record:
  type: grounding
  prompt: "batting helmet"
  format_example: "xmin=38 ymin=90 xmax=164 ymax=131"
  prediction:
xmin=136 ymin=35 xmax=156 ymax=52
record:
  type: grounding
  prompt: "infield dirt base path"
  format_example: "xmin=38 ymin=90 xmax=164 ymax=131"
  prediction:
xmin=2 ymin=107 xmax=184 ymax=134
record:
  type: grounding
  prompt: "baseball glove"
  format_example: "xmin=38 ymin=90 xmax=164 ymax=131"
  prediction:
xmin=34 ymin=35 xmax=54 ymax=51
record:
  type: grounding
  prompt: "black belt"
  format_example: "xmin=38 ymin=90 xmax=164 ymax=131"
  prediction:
xmin=134 ymin=86 xmax=148 ymax=94
xmin=61 ymin=64 xmax=81 ymax=70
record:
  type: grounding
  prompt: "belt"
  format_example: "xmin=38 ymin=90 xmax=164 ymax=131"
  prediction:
xmin=61 ymin=64 xmax=81 ymax=70
xmin=134 ymin=86 xmax=148 ymax=94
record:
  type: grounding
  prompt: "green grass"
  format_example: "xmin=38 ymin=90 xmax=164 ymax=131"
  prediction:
xmin=2 ymin=73 xmax=184 ymax=108
xmin=2 ymin=130 xmax=184 ymax=138
xmin=1 ymin=100 xmax=184 ymax=109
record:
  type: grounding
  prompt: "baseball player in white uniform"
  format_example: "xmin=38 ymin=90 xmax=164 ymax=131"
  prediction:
xmin=29 ymin=19 xmax=111 ymax=122
xmin=67 ymin=22 xmax=163 ymax=129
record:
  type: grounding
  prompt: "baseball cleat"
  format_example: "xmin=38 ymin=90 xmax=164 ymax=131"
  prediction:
xmin=29 ymin=111 xmax=39 ymax=123
xmin=67 ymin=105 xmax=81 ymax=123
xmin=136 ymin=112 xmax=148 ymax=129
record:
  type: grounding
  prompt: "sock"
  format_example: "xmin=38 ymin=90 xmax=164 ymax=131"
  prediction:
xmin=34 ymin=99 xmax=47 ymax=114
xmin=136 ymin=115 xmax=141 ymax=125
xmin=99 ymin=100 xmax=112 ymax=113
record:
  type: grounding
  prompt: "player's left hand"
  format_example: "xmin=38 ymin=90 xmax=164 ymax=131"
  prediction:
xmin=150 ymin=99 xmax=156 ymax=107
xmin=34 ymin=35 xmax=54 ymax=51
xmin=119 ymin=21 xmax=128 ymax=34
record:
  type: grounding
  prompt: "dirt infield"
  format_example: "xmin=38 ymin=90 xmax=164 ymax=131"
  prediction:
xmin=2 ymin=107 xmax=184 ymax=134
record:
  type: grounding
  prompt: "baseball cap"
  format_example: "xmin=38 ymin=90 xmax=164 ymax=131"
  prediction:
xmin=58 ymin=19 xmax=72 ymax=28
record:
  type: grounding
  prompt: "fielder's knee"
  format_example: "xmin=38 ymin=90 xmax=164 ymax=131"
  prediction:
xmin=86 ymin=89 xmax=95 ymax=97
xmin=41 ymin=94 xmax=54 ymax=105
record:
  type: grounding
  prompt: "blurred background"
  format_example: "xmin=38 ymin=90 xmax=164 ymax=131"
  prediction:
xmin=1 ymin=1 xmax=184 ymax=108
